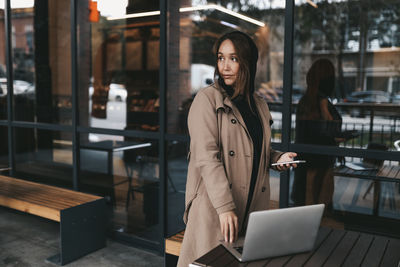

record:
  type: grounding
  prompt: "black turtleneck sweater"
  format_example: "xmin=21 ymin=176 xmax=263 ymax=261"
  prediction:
xmin=223 ymin=83 xmax=263 ymax=232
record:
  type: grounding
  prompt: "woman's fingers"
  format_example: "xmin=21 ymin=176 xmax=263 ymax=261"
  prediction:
xmin=219 ymin=211 xmax=239 ymax=243
xmin=234 ymin=216 xmax=238 ymax=242
xmin=223 ymin=220 xmax=228 ymax=242
xmin=229 ymin=214 xmax=239 ymax=242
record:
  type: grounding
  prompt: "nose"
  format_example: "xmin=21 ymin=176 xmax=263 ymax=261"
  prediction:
xmin=223 ymin=60 xmax=231 ymax=71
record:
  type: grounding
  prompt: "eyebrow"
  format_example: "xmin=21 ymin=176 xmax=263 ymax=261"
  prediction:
xmin=217 ymin=52 xmax=237 ymax=56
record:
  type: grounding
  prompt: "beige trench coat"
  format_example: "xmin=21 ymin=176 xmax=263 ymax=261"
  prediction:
xmin=177 ymin=84 xmax=283 ymax=267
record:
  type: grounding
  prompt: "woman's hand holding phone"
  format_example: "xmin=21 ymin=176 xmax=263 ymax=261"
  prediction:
xmin=273 ymin=152 xmax=302 ymax=171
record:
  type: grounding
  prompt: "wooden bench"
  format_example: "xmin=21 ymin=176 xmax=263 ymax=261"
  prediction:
xmin=0 ymin=175 xmax=106 ymax=265
xmin=165 ymin=230 xmax=184 ymax=257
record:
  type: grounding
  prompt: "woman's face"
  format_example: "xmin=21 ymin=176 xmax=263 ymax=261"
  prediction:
xmin=217 ymin=39 xmax=239 ymax=86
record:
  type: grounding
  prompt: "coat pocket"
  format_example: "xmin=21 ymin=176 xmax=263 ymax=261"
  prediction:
xmin=183 ymin=193 xmax=197 ymax=224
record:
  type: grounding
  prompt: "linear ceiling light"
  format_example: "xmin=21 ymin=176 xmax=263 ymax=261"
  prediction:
xmin=107 ymin=10 xmax=160 ymax=20
xmin=107 ymin=3 xmax=265 ymax=27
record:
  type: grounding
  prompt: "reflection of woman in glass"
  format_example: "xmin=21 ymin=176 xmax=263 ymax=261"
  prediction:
xmin=178 ymin=31 xmax=298 ymax=267
xmin=292 ymin=59 xmax=344 ymax=209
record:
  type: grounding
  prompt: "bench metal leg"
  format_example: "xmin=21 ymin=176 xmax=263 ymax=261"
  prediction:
xmin=47 ymin=198 xmax=106 ymax=265
xmin=165 ymin=253 xmax=178 ymax=267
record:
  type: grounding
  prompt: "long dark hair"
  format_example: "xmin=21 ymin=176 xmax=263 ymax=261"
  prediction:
xmin=213 ymin=31 xmax=258 ymax=106
xmin=298 ymin=58 xmax=335 ymax=120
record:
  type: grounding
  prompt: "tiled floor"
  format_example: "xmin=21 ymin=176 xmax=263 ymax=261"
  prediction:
xmin=0 ymin=206 xmax=164 ymax=267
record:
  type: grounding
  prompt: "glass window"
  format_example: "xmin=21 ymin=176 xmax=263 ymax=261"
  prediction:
xmin=14 ymin=128 xmax=73 ymax=189
xmin=292 ymin=0 xmax=400 ymax=151
xmin=78 ymin=0 xmax=160 ymax=131
xmin=0 ymin=5 xmax=7 ymax=120
xmin=291 ymin=0 xmax=400 ymax=230
xmin=11 ymin=0 xmax=72 ymax=124
xmin=166 ymin=0 xmax=286 ymax=234
xmin=290 ymin=156 xmax=399 ymax=218
xmin=166 ymin=139 xmax=188 ymax=236
xmin=0 ymin=126 xmax=8 ymax=170
xmin=79 ymin=133 xmax=160 ymax=242
xmin=166 ymin=1 xmax=285 ymax=137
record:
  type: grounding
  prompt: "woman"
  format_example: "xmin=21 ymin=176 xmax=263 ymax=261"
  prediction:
xmin=292 ymin=58 xmax=343 ymax=207
xmin=177 ymin=31 xmax=297 ymax=267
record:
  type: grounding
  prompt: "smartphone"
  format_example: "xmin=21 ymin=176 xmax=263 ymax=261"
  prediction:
xmin=271 ymin=160 xmax=306 ymax=166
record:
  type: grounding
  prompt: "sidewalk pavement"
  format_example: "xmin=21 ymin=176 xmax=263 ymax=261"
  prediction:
xmin=0 ymin=207 xmax=164 ymax=267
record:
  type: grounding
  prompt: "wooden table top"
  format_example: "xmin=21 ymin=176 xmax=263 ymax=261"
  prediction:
xmin=190 ymin=227 xmax=400 ymax=267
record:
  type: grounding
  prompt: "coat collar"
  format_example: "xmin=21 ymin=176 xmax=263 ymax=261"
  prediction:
xmin=212 ymin=82 xmax=269 ymax=120
xmin=210 ymin=82 xmax=231 ymax=113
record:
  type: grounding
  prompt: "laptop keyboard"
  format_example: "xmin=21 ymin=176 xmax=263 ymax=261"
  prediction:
xmin=234 ymin=246 xmax=243 ymax=254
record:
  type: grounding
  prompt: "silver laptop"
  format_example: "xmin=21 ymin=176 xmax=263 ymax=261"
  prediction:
xmin=221 ymin=204 xmax=325 ymax=262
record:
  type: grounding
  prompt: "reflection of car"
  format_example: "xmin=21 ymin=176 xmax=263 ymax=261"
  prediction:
xmin=391 ymin=94 xmax=400 ymax=104
xmin=345 ymin=91 xmax=391 ymax=103
xmin=0 ymin=79 xmax=35 ymax=95
xmin=258 ymin=84 xmax=305 ymax=112
xmin=269 ymin=85 xmax=305 ymax=104
xmin=13 ymin=80 xmax=35 ymax=94
xmin=344 ymin=90 xmax=391 ymax=117
xmin=0 ymin=78 xmax=6 ymax=95
xmin=89 ymin=83 xmax=127 ymax=102
xmin=108 ymin=83 xmax=127 ymax=102
xmin=191 ymin=64 xmax=214 ymax=95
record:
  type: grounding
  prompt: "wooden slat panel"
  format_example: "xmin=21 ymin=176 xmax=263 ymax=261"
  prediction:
xmin=246 ymin=258 xmax=270 ymax=266
xmin=228 ymin=259 xmax=249 ymax=267
xmin=393 ymin=167 xmax=400 ymax=180
xmin=0 ymin=182 xmax=96 ymax=205
xmin=0 ymin=190 xmax=79 ymax=210
xmin=265 ymin=254 xmax=292 ymax=267
xmin=0 ymin=175 xmax=102 ymax=210
xmin=361 ymin=236 xmax=388 ymax=267
xmin=285 ymin=227 xmax=332 ymax=267
xmin=165 ymin=231 xmax=184 ymax=256
xmin=304 ymin=229 xmax=345 ymax=267
xmin=192 ymin=245 xmax=227 ymax=266
xmin=0 ymin=195 xmax=60 ymax=221
xmin=380 ymin=239 xmax=400 ymax=267
xmin=165 ymin=238 xmax=182 ymax=256
xmin=207 ymin=248 xmax=237 ymax=267
xmin=0 ymin=175 xmax=101 ymax=201
xmin=324 ymin=231 xmax=360 ymax=267
xmin=342 ymin=233 xmax=374 ymax=267
xmin=388 ymin=166 xmax=399 ymax=179
xmin=0 ymin=183 xmax=99 ymax=203
xmin=0 ymin=175 xmax=103 ymax=221
xmin=377 ymin=166 xmax=392 ymax=178
xmin=0 ymin=186 xmax=81 ymax=209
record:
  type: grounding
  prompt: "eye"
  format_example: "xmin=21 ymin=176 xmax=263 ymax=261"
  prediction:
xmin=218 ymin=56 xmax=224 ymax=61
xmin=231 ymin=57 xmax=238 ymax=62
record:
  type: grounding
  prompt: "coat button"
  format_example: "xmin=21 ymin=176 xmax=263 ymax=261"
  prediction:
xmin=231 ymin=119 xmax=237 ymax=124
xmin=229 ymin=150 xmax=235 ymax=156
xmin=261 ymin=186 xmax=266 ymax=192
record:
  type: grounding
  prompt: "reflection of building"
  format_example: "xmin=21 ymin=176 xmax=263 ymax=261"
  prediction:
xmin=0 ymin=8 xmax=34 ymax=82
xmin=293 ymin=2 xmax=400 ymax=98
xmin=0 ymin=10 xmax=5 ymax=73
xmin=294 ymin=48 xmax=400 ymax=98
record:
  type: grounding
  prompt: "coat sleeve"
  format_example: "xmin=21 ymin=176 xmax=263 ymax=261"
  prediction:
xmin=270 ymin=149 xmax=284 ymax=167
xmin=187 ymin=91 xmax=236 ymax=215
